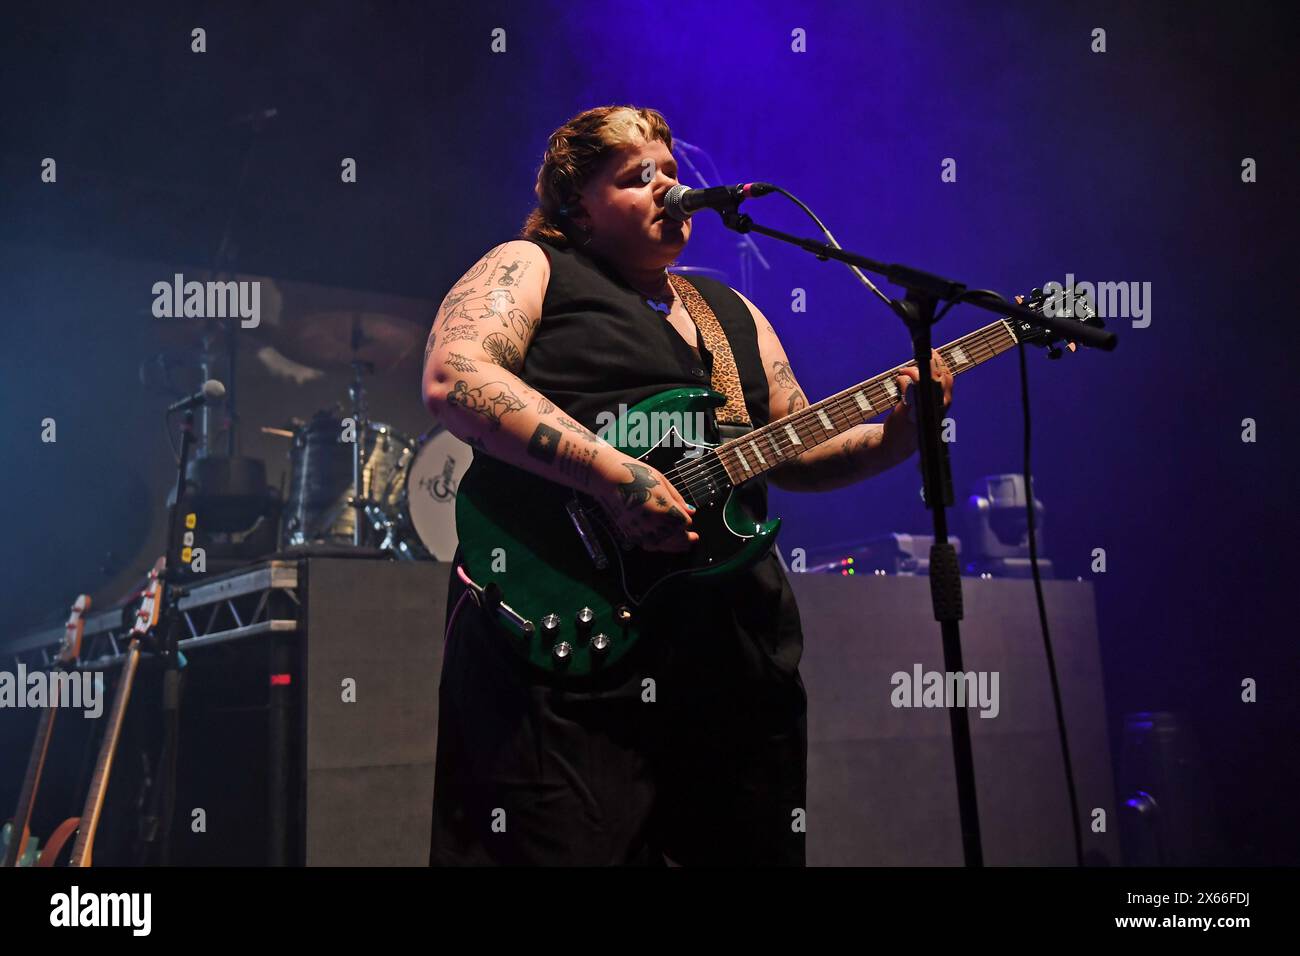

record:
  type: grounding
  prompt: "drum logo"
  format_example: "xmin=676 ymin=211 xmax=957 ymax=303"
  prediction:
xmin=419 ymin=456 xmax=459 ymax=501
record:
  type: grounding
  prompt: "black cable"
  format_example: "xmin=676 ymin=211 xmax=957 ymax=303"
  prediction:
xmin=1017 ymin=338 xmax=1085 ymax=867
xmin=164 ymin=411 xmax=181 ymax=464
xmin=765 ymin=185 xmax=894 ymax=307
xmin=762 ymin=184 xmax=1088 ymax=864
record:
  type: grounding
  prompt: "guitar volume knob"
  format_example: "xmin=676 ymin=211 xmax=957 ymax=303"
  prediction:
xmin=589 ymin=633 xmax=611 ymax=655
xmin=540 ymin=613 xmax=560 ymax=637
xmin=574 ymin=607 xmax=595 ymax=630
xmin=551 ymin=641 xmax=573 ymax=664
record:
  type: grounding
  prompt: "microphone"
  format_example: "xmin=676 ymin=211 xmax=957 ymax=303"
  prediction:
xmin=662 ymin=182 xmax=775 ymax=221
xmin=168 ymin=379 xmax=226 ymax=413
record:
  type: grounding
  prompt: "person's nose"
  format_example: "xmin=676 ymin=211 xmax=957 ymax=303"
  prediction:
xmin=652 ymin=168 xmax=678 ymax=204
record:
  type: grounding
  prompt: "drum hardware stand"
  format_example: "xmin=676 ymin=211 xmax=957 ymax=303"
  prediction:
xmin=347 ymin=313 xmax=376 ymax=547
xmin=673 ymin=138 xmax=770 ymax=299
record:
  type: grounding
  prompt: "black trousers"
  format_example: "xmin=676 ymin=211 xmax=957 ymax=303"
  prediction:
xmin=428 ymin=551 xmax=808 ymax=866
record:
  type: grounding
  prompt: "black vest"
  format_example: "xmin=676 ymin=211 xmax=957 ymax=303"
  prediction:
xmin=448 ymin=239 xmax=805 ymax=690
xmin=460 ymin=239 xmax=773 ymax=521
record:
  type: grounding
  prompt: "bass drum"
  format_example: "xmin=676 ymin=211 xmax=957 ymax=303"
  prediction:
xmin=386 ymin=426 xmax=474 ymax=561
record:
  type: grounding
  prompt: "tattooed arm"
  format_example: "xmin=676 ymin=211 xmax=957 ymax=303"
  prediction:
xmin=421 ymin=241 xmax=656 ymax=498
xmin=735 ymin=289 xmax=950 ymax=492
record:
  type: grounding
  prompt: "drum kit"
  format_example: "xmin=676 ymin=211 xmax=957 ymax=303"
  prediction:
xmin=267 ymin=308 xmax=471 ymax=561
xmin=155 ymin=299 xmax=470 ymax=565
xmin=275 ymin=410 xmax=469 ymax=560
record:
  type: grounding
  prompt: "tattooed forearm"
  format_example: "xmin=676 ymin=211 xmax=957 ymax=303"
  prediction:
xmin=536 ymin=396 xmax=555 ymax=415
xmin=446 ymin=352 xmax=478 ymax=373
xmin=771 ymin=423 xmax=899 ymax=492
xmin=483 ymin=332 xmax=522 ymax=371
xmin=555 ymin=438 xmax=599 ymax=489
xmin=445 ymin=379 xmax=527 ymax=431
xmin=835 ymin=431 xmax=872 ymax=477
xmin=787 ymin=390 xmax=808 ymax=415
xmin=526 ymin=422 xmax=562 ymax=463
xmin=555 ymin=415 xmax=600 ymax=442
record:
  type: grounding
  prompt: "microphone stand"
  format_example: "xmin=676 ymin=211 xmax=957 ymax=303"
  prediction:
xmin=715 ymin=203 xmax=1115 ymax=867
xmin=140 ymin=407 xmax=196 ymax=864
xmin=674 ymin=140 xmax=770 ymax=297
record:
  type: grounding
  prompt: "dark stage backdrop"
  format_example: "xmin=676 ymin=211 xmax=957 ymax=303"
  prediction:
xmin=1 ymin=0 xmax=1295 ymax=864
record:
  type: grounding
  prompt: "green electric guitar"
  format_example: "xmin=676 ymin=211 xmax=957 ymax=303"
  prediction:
xmin=455 ymin=287 xmax=1100 ymax=676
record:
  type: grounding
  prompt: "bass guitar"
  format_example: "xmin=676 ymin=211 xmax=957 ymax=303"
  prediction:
xmin=1 ymin=595 xmax=91 ymax=867
xmin=40 ymin=558 xmax=164 ymax=867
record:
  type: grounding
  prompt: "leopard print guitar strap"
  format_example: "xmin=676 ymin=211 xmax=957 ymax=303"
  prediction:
xmin=666 ymin=273 xmax=752 ymax=428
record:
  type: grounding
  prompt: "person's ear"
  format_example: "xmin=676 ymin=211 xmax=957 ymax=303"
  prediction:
xmin=563 ymin=201 xmax=590 ymax=228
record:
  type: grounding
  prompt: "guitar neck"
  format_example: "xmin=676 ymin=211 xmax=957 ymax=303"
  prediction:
xmin=69 ymin=639 xmax=143 ymax=868
xmin=712 ymin=316 xmax=1021 ymax=483
xmin=2 ymin=706 xmax=60 ymax=867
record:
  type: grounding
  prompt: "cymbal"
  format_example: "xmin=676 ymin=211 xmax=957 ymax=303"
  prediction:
xmin=271 ymin=311 xmax=421 ymax=371
xmin=669 ymin=265 xmax=729 ymax=283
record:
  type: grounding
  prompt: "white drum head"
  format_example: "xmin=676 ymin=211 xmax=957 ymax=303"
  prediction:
xmin=407 ymin=428 xmax=473 ymax=560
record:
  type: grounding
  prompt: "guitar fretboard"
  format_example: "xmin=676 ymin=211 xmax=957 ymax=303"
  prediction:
xmin=713 ymin=317 xmax=1021 ymax=483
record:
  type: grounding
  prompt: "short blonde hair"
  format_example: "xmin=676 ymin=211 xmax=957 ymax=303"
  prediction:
xmin=521 ymin=105 xmax=674 ymax=247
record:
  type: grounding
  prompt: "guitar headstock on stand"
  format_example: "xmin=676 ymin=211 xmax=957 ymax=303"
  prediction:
xmin=59 ymin=594 xmax=91 ymax=666
xmin=1 ymin=593 xmax=92 ymax=868
xmin=1006 ymin=285 xmax=1106 ymax=359
xmin=129 ymin=557 xmax=167 ymax=642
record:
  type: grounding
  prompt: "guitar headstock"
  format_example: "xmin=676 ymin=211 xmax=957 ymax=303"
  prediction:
xmin=129 ymin=557 xmax=167 ymax=638
xmin=56 ymin=595 xmax=91 ymax=667
xmin=1007 ymin=284 xmax=1106 ymax=359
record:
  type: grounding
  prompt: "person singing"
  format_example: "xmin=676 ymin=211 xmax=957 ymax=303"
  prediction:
xmin=421 ymin=105 xmax=953 ymax=866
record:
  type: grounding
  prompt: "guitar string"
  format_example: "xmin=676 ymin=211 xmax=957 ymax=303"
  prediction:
xmin=601 ymin=320 xmax=1011 ymax=524
xmin=660 ymin=322 xmax=1016 ymax=502
xmin=617 ymin=317 xmax=1012 ymax=498
xmin=666 ymin=332 xmax=1004 ymax=501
